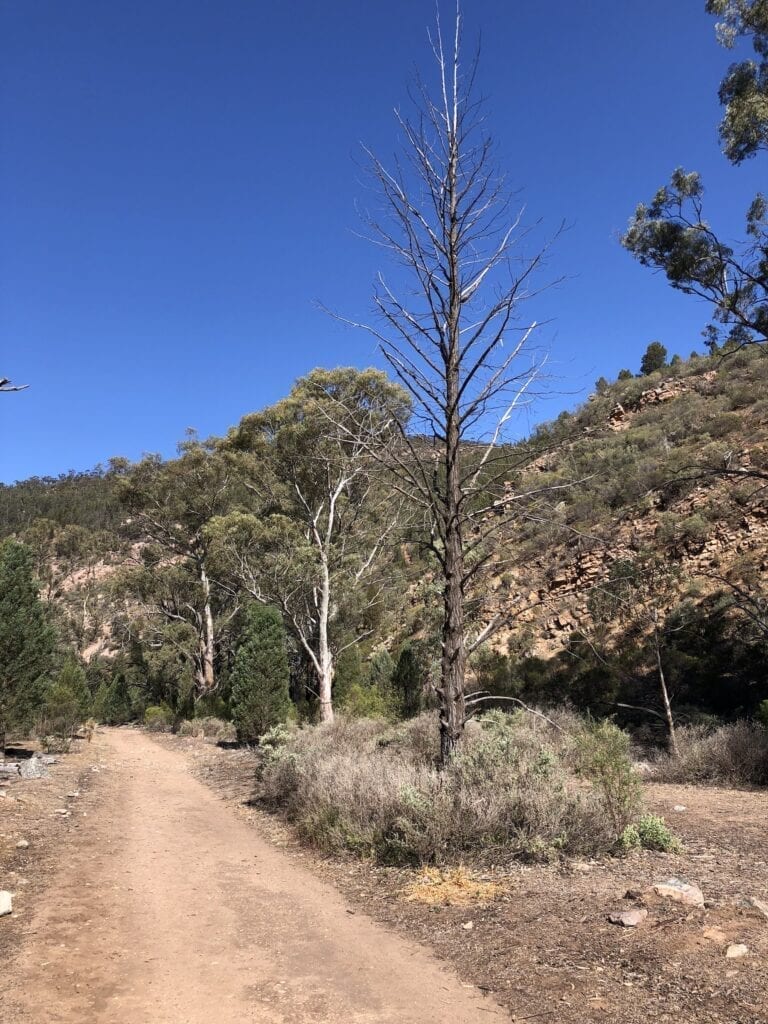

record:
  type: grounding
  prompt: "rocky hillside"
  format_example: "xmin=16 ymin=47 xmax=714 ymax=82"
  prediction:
xmin=3 ymin=347 xmax=768 ymax=723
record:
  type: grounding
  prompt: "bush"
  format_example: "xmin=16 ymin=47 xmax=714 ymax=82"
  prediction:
xmin=653 ymin=721 xmax=768 ymax=786
xmin=620 ymin=814 xmax=680 ymax=853
xmin=144 ymin=704 xmax=174 ymax=732
xmin=256 ymin=710 xmax=643 ymax=865
xmin=178 ymin=716 xmax=237 ymax=742
xmin=37 ymin=682 xmax=81 ymax=745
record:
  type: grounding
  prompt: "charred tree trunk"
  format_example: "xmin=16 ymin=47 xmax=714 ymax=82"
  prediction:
xmin=438 ymin=118 xmax=467 ymax=764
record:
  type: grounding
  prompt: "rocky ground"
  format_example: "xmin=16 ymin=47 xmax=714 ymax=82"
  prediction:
xmin=168 ymin=734 xmax=768 ymax=1024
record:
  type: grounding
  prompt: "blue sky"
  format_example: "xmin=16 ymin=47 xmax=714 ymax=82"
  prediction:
xmin=1 ymin=0 xmax=764 ymax=483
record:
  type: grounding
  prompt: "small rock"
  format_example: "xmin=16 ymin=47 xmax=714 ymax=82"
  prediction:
xmin=651 ymin=878 xmax=705 ymax=908
xmin=608 ymin=909 xmax=648 ymax=928
xmin=42 ymin=755 xmax=57 ymax=765
xmin=726 ymin=944 xmax=748 ymax=959
xmin=54 ymin=808 xmax=70 ymax=817
xmin=673 ymin=805 xmax=687 ymax=812
xmin=15 ymin=840 xmax=29 ymax=850
xmin=747 ymin=896 xmax=768 ymax=921
xmin=66 ymin=791 xmax=79 ymax=799
xmin=0 ymin=892 xmax=12 ymax=917
xmin=702 ymin=926 xmax=726 ymax=944
xmin=461 ymin=921 xmax=474 ymax=931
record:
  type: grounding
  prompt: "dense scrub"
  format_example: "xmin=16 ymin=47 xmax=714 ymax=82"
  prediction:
xmin=652 ymin=721 xmax=768 ymax=786
xmin=254 ymin=711 xmax=651 ymax=865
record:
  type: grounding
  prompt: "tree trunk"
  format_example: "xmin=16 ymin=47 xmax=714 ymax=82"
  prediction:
xmin=438 ymin=122 xmax=467 ymax=766
xmin=317 ymin=560 xmax=335 ymax=724
xmin=654 ymin=627 xmax=678 ymax=757
xmin=198 ymin=565 xmax=216 ymax=696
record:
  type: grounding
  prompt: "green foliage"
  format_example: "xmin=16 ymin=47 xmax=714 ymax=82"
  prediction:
xmin=230 ymin=604 xmax=291 ymax=743
xmin=619 ymin=814 xmax=680 ymax=853
xmin=640 ymin=341 xmax=668 ymax=375
xmin=623 ymin=2 xmax=768 ymax=349
xmin=0 ymin=540 xmax=56 ymax=742
xmin=55 ymin=656 xmax=91 ymax=719
xmin=144 ymin=704 xmax=174 ymax=732
xmin=574 ymin=721 xmax=642 ymax=831
xmin=617 ymin=368 xmax=633 ymax=380
xmin=757 ymin=699 xmax=768 ymax=727
xmin=39 ymin=682 xmax=81 ymax=743
xmin=95 ymin=671 xmax=133 ymax=725
xmin=392 ymin=645 xmax=423 ymax=718
xmin=707 ymin=0 xmax=768 ymax=163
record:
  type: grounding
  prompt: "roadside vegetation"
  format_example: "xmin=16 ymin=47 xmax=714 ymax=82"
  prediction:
xmin=2 ymin=2 xmax=768 ymax=877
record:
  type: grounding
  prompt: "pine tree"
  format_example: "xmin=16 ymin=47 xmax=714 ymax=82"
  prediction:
xmin=392 ymin=646 xmax=423 ymax=719
xmin=640 ymin=341 xmax=668 ymax=375
xmin=55 ymin=656 xmax=91 ymax=719
xmin=0 ymin=540 xmax=55 ymax=748
xmin=99 ymin=671 xmax=132 ymax=725
xmin=230 ymin=605 xmax=291 ymax=742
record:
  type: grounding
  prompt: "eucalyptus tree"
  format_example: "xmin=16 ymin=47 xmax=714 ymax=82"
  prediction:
xmin=623 ymin=1 xmax=767 ymax=349
xmin=117 ymin=437 xmax=236 ymax=699
xmin=340 ymin=8 xmax=558 ymax=760
xmin=207 ymin=367 xmax=408 ymax=723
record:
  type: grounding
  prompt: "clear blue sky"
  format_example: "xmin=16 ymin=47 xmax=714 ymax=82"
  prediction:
xmin=1 ymin=0 xmax=763 ymax=483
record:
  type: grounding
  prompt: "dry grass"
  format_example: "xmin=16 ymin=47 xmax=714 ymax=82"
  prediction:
xmin=401 ymin=866 xmax=505 ymax=907
xmin=255 ymin=710 xmax=645 ymax=864
xmin=653 ymin=721 xmax=768 ymax=786
xmin=178 ymin=717 xmax=237 ymax=742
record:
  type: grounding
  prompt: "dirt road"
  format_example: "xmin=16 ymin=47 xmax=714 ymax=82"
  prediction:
xmin=1 ymin=729 xmax=508 ymax=1023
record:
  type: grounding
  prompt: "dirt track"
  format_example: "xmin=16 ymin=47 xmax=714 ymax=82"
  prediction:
xmin=0 ymin=729 xmax=508 ymax=1023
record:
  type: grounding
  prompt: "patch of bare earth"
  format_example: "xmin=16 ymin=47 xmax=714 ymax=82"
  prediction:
xmin=0 ymin=734 xmax=108 ymax=963
xmin=168 ymin=734 xmax=768 ymax=1024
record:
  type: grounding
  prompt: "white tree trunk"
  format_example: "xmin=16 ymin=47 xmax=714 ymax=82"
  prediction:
xmin=199 ymin=565 xmax=216 ymax=695
xmin=316 ymin=557 xmax=335 ymax=723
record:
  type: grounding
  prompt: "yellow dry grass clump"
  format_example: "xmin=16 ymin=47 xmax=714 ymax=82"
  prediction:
xmin=402 ymin=866 xmax=505 ymax=907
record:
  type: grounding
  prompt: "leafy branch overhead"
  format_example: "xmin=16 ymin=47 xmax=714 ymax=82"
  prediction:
xmin=623 ymin=1 xmax=767 ymax=350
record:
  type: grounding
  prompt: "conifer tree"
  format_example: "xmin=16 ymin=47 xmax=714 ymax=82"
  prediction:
xmin=230 ymin=605 xmax=291 ymax=742
xmin=0 ymin=540 xmax=55 ymax=749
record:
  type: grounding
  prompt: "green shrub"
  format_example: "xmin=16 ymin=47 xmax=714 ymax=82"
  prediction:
xmin=339 ymin=681 xmax=396 ymax=719
xmin=37 ymin=682 xmax=81 ymax=744
xmin=619 ymin=814 xmax=680 ymax=853
xmin=573 ymin=721 xmax=642 ymax=832
xmin=635 ymin=814 xmax=680 ymax=852
xmin=144 ymin=704 xmax=174 ymax=732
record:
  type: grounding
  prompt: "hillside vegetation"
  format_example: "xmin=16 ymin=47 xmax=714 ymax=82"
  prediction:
xmin=2 ymin=347 xmax=767 ymax=758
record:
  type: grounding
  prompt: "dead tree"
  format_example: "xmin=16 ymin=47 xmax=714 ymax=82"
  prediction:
xmin=340 ymin=7 xmax=560 ymax=761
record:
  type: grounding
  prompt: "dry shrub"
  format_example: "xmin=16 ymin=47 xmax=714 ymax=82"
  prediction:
xmin=402 ymin=866 xmax=504 ymax=906
xmin=257 ymin=710 xmax=642 ymax=864
xmin=654 ymin=721 xmax=768 ymax=786
xmin=178 ymin=717 xmax=237 ymax=742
